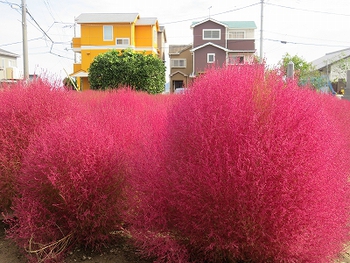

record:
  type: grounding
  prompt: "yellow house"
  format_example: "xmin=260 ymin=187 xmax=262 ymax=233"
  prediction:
xmin=71 ymin=13 xmax=163 ymax=90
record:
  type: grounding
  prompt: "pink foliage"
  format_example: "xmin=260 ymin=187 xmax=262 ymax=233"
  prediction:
xmin=8 ymin=111 xmax=127 ymax=262
xmin=127 ymin=65 xmax=350 ymax=262
xmin=7 ymin=88 xmax=173 ymax=262
xmin=0 ymin=79 xmax=77 ymax=213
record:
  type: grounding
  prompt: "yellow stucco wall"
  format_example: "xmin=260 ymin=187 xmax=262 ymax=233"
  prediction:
xmin=73 ymin=19 xmax=159 ymax=90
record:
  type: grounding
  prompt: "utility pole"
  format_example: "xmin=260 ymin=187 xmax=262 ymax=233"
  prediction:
xmin=21 ymin=0 xmax=29 ymax=79
xmin=260 ymin=0 xmax=264 ymax=62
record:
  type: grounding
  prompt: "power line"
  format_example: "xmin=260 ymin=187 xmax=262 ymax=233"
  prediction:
xmin=265 ymin=2 xmax=350 ymax=17
xmin=265 ymin=38 xmax=349 ymax=48
xmin=162 ymin=2 xmax=261 ymax=25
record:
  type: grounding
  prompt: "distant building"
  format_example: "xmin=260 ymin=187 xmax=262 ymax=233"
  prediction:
xmin=0 ymin=48 xmax=19 ymax=81
xmin=312 ymin=48 xmax=350 ymax=82
xmin=169 ymin=18 xmax=257 ymax=93
xmin=169 ymin=44 xmax=193 ymax=93
xmin=70 ymin=13 xmax=166 ymax=90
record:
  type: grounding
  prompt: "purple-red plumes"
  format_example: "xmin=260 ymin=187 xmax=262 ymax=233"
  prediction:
xmin=7 ymin=88 xmax=173 ymax=262
xmin=9 ymin=111 xmax=127 ymax=262
xmin=0 ymin=79 xmax=78 ymax=213
xmin=127 ymin=65 xmax=350 ymax=262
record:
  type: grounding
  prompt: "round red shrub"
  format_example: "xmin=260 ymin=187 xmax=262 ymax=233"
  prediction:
xmin=8 ymin=111 xmax=128 ymax=262
xmin=127 ymin=65 xmax=350 ymax=262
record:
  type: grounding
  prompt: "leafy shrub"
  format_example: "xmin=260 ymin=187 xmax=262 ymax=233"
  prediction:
xmin=127 ymin=65 xmax=350 ymax=262
xmin=0 ymin=79 xmax=77 ymax=213
xmin=7 ymin=88 xmax=172 ymax=262
xmin=7 ymin=110 xmax=128 ymax=262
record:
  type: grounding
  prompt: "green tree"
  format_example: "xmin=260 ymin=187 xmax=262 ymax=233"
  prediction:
xmin=88 ymin=49 xmax=166 ymax=94
xmin=279 ymin=53 xmax=325 ymax=89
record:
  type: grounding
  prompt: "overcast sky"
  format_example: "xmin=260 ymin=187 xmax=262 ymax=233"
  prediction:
xmin=0 ymin=0 xmax=349 ymax=80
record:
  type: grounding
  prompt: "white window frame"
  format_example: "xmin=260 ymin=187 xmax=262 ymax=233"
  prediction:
xmin=203 ymin=29 xmax=221 ymax=40
xmin=171 ymin=59 xmax=186 ymax=68
xmin=227 ymin=30 xmax=245 ymax=39
xmin=207 ymin=53 xmax=215 ymax=63
xmin=103 ymin=25 xmax=113 ymax=41
xmin=115 ymin=38 xmax=130 ymax=46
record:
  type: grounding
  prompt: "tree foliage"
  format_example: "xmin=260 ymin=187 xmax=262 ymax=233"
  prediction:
xmin=279 ymin=53 xmax=326 ymax=89
xmin=88 ymin=49 xmax=166 ymax=94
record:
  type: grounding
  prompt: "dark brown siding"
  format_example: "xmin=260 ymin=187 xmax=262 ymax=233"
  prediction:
xmin=193 ymin=21 xmax=226 ymax=48
xmin=194 ymin=45 xmax=226 ymax=73
xmin=227 ymin=39 xmax=255 ymax=51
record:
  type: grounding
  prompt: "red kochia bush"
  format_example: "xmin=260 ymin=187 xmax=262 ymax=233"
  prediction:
xmin=8 ymin=111 xmax=127 ymax=262
xmin=128 ymin=65 xmax=350 ymax=262
xmin=0 ymin=79 xmax=77 ymax=213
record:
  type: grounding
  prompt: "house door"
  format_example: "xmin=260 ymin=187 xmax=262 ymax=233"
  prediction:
xmin=173 ymin=80 xmax=183 ymax=90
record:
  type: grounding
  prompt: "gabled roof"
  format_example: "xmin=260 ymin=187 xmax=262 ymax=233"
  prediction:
xmin=191 ymin=18 xmax=227 ymax=28
xmin=169 ymin=44 xmax=192 ymax=55
xmin=191 ymin=42 xmax=229 ymax=52
xmin=0 ymin=48 xmax=19 ymax=58
xmin=70 ymin=69 xmax=88 ymax=78
xmin=312 ymin=48 xmax=350 ymax=70
xmin=191 ymin=18 xmax=257 ymax=29
xmin=170 ymin=71 xmax=188 ymax=77
xmin=75 ymin=13 xmax=140 ymax=24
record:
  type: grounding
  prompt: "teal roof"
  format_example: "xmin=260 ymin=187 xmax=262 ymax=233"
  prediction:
xmin=221 ymin=21 xmax=257 ymax=29
xmin=191 ymin=19 xmax=257 ymax=29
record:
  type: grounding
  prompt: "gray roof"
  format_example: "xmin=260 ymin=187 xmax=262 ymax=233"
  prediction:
xmin=0 ymin=48 xmax=19 ymax=58
xmin=136 ymin=17 xmax=158 ymax=25
xmin=75 ymin=13 xmax=140 ymax=23
xmin=169 ymin=44 xmax=192 ymax=55
xmin=312 ymin=48 xmax=350 ymax=70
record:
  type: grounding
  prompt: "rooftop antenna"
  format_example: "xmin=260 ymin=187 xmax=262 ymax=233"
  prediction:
xmin=208 ymin=6 xmax=212 ymax=18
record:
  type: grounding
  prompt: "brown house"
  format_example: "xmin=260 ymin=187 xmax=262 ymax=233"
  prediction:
xmin=191 ymin=18 xmax=256 ymax=75
xmin=169 ymin=44 xmax=193 ymax=93
xmin=168 ymin=18 xmax=256 ymax=93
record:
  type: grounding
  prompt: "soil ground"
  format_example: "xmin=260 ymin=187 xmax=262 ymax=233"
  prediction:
xmin=0 ymin=220 xmax=153 ymax=263
xmin=2 ymin=219 xmax=350 ymax=263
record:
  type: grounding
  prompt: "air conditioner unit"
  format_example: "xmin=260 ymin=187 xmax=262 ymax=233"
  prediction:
xmin=6 ymin=67 xmax=19 ymax=79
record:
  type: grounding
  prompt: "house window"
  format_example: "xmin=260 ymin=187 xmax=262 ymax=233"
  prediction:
xmin=171 ymin=59 xmax=186 ymax=68
xmin=8 ymin=60 xmax=16 ymax=67
xmin=103 ymin=25 xmax=113 ymax=41
xmin=203 ymin=29 xmax=221 ymax=40
xmin=228 ymin=55 xmax=244 ymax=64
xmin=228 ymin=31 xmax=245 ymax=39
xmin=116 ymin=38 xmax=130 ymax=46
xmin=207 ymin=53 xmax=215 ymax=63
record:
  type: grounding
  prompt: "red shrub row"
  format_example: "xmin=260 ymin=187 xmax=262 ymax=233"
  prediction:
xmin=3 ymin=67 xmax=350 ymax=263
